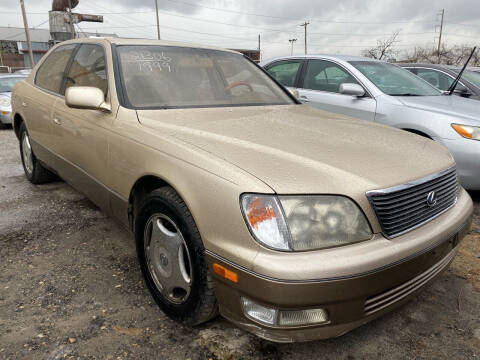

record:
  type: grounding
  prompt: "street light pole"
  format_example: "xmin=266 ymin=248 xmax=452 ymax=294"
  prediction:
xmin=19 ymin=0 xmax=35 ymax=68
xmin=289 ymin=38 xmax=297 ymax=56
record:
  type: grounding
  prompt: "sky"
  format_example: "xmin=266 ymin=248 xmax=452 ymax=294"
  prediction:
xmin=1 ymin=0 xmax=479 ymax=60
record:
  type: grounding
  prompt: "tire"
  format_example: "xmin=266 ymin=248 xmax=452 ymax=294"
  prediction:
xmin=135 ymin=187 xmax=218 ymax=326
xmin=19 ymin=122 xmax=57 ymax=184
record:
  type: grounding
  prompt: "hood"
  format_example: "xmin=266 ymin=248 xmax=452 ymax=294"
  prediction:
xmin=137 ymin=105 xmax=454 ymax=195
xmin=393 ymin=95 xmax=480 ymax=125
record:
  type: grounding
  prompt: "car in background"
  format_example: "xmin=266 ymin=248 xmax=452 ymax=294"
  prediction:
xmin=0 ymin=74 xmax=27 ymax=127
xmin=11 ymin=38 xmax=473 ymax=342
xmin=14 ymin=69 xmax=31 ymax=76
xmin=260 ymin=55 xmax=480 ymax=190
xmin=399 ymin=63 xmax=480 ymax=100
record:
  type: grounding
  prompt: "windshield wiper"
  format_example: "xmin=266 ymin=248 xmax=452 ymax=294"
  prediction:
xmin=447 ymin=46 xmax=477 ymax=95
xmin=391 ymin=93 xmax=421 ymax=96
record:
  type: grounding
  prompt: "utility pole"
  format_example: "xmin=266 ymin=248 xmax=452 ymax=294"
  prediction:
xmin=258 ymin=34 xmax=261 ymax=61
xmin=299 ymin=21 xmax=309 ymax=55
xmin=289 ymin=38 xmax=297 ymax=56
xmin=437 ymin=9 xmax=444 ymax=63
xmin=154 ymin=0 xmax=161 ymax=39
xmin=67 ymin=0 xmax=75 ymax=39
xmin=19 ymin=0 xmax=35 ymax=68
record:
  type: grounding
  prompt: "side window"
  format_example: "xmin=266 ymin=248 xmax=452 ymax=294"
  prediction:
xmin=35 ymin=44 xmax=76 ymax=93
xmin=304 ymin=59 xmax=359 ymax=93
xmin=266 ymin=60 xmax=302 ymax=87
xmin=416 ymin=68 xmax=453 ymax=91
xmin=64 ymin=44 xmax=107 ymax=96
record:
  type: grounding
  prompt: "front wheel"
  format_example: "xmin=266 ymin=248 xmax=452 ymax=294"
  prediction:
xmin=135 ymin=187 xmax=218 ymax=325
xmin=19 ymin=122 xmax=56 ymax=184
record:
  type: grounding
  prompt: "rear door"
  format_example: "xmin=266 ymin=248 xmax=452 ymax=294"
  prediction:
xmin=25 ymin=44 xmax=76 ymax=154
xmin=297 ymin=59 xmax=376 ymax=121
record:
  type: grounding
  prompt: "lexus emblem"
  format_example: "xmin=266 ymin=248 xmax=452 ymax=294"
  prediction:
xmin=426 ymin=191 xmax=437 ymax=207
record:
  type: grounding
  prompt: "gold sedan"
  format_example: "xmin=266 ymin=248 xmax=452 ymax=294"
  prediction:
xmin=11 ymin=38 xmax=473 ymax=342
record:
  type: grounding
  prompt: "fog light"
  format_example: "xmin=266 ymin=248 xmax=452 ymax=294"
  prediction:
xmin=241 ymin=297 xmax=329 ymax=327
xmin=241 ymin=297 xmax=277 ymax=325
xmin=278 ymin=308 xmax=328 ymax=326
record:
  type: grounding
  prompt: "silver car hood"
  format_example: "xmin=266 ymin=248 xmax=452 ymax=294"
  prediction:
xmin=393 ymin=95 xmax=480 ymax=125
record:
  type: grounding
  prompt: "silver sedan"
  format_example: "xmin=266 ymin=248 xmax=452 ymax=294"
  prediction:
xmin=0 ymin=74 xmax=27 ymax=127
xmin=260 ymin=55 xmax=480 ymax=190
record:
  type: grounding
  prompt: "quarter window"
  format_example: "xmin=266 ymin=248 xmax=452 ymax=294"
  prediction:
xmin=35 ymin=44 xmax=76 ymax=94
xmin=304 ymin=59 xmax=359 ymax=93
xmin=266 ymin=60 xmax=302 ymax=87
xmin=64 ymin=44 xmax=107 ymax=95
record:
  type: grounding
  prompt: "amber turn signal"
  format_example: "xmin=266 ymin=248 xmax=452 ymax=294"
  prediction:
xmin=212 ymin=263 xmax=238 ymax=283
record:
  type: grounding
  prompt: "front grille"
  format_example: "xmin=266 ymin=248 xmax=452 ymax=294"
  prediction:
xmin=364 ymin=247 xmax=456 ymax=315
xmin=367 ymin=167 xmax=458 ymax=238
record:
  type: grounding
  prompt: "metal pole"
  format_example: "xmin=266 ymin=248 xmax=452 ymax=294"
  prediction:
xmin=258 ymin=34 xmax=261 ymax=61
xmin=19 ymin=0 xmax=35 ymax=68
xmin=154 ymin=0 xmax=161 ymax=39
xmin=437 ymin=9 xmax=444 ymax=63
xmin=67 ymin=0 xmax=75 ymax=39
xmin=300 ymin=22 xmax=309 ymax=55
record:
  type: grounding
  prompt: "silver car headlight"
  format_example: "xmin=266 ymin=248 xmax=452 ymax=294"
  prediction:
xmin=0 ymin=97 xmax=10 ymax=107
xmin=241 ymin=194 xmax=372 ymax=251
xmin=451 ymin=124 xmax=480 ymax=141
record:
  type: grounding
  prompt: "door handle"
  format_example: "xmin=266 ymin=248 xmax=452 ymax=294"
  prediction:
xmin=53 ymin=117 xmax=61 ymax=125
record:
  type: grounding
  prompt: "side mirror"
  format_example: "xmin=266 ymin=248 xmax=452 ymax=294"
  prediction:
xmin=65 ymin=86 xmax=111 ymax=112
xmin=453 ymin=84 xmax=472 ymax=97
xmin=286 ymin=87 xmax=299 ymax=99
xmin=339 ymin=83 xmax=365 ymax=97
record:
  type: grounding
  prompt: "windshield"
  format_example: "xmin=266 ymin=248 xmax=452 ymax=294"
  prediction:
xmin=116 ymin=45 xmax=293 ymax=108
xmin=349 ymin=61 xmax=441 ymax=96
xmin=0 ymin=77 xmax=25 ymax=92
xmin=460 ymin=70 xmax=480 ymax=88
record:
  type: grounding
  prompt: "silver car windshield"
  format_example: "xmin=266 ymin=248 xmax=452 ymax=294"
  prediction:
xmin=349 ymin=61 xmax=442 ymax=96
xmin=0 ymin=77 xmax=25 ymax=92
xmin=116 ymin=45 xmax=294 ymax=109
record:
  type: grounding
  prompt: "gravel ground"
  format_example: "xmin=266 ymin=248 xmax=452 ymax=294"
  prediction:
xmin=0 ymin=127 xmax=479 ymax=360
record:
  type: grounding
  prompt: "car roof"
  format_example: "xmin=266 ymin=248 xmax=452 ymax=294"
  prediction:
xmin=261 ymin=54 xmax=380 ymax=65
xmin=58 ymin=37 xmax=239 ymax=54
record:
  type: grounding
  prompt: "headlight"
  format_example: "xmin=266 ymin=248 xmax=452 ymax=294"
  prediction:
xmin=0 ymin=97 xmax=10 ymax=107
xmin=451 ymin=124 xmax=480 ymax=141
xmin=241 ymin=194 xmax=372 ymax=251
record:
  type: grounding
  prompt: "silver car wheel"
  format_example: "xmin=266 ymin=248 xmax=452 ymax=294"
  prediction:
xmin=144 ymin=213 xmax=193 ymax=304
xmin=21 ymin=131 xmax=33 ymax=175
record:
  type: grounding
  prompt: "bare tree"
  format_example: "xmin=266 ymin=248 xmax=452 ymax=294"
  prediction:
xmin=362 ymin=31 xmax=400 ymax=61
xmin=402 ymin=43 xmax=479 ymax=66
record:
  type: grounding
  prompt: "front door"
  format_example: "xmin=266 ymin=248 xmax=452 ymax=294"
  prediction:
xmin=298 ymin=59 xmax=376 ymax=121
xmin=51 ymin=43 xmax=113 ymax=210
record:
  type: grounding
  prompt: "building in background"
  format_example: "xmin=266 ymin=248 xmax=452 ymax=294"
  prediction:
xmin=230 ymin=48 xmax=261 ymax=62
xmin=0 ymin=26 xmax=116 ymax=72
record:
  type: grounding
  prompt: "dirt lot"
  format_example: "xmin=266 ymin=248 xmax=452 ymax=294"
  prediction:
xmin=0 ymin=127 xmax=479 ymax=360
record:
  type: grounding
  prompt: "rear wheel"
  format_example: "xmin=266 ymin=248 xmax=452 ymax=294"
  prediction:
xmin=19 ymin=122 xmax=56 ymax=184
xmin=135 ymin=187 xmax=218 ymax=325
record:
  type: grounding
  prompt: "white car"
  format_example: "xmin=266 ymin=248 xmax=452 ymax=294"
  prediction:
xmin=0 ymin=74 xmax=27 ymax=127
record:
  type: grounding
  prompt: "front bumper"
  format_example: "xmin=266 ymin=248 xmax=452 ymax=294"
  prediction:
xmin=206 ymin=190 xmax=473 ymax=342
xmin=437 ymin=137 xmax=480 ymax=190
